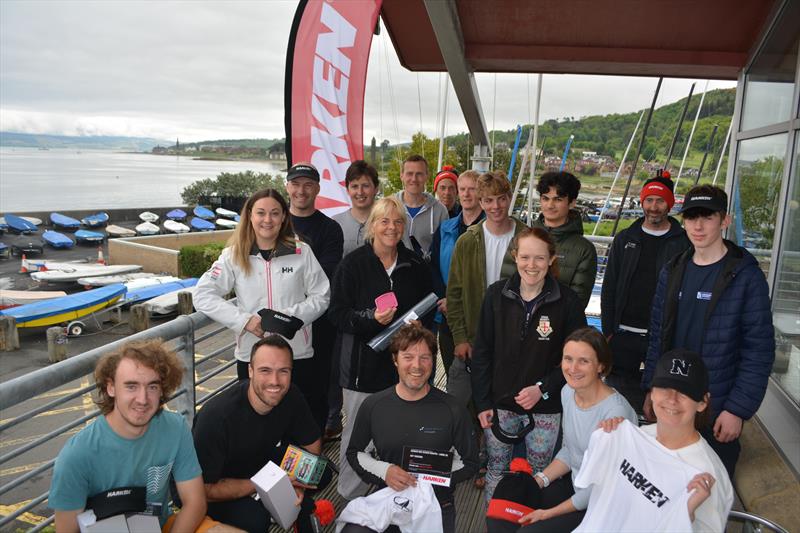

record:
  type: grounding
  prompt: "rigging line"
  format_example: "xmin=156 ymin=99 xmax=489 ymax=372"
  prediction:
xmin=676 ymin=80 xmax=709 ymax=191
xmin=592 ymin=109 xmax=645 ymax=235
xmin=416 ymin=72 xmax=424 ymax=137
xmin=378 ymin=31 xmax=384 ymax=172
xmin=527 ymin=74 xmax=532 ymax=126
xmin=382 ymin=32 xmax=402 ymax=165
xmin=417 ymin=72 xmax=425 ymax=156
xmin=491 ymin=73 xmax=497 ymax=170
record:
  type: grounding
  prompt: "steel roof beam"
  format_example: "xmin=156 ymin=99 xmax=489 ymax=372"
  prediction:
xmin=422 ymin=0 xmax=489 ymax=147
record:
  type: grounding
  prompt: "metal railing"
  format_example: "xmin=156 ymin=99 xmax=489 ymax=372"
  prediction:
xmin=0 ymin=310 xmax=236 ymax=532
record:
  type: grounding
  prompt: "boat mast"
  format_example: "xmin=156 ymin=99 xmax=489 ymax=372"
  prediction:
xmin=592 ymin=109 xmax=645 ymax=236
xmin=663 ymin=82 xmax=695 ymax=170
xmin=712 ymin=121 xmax=733 ymax=185
xmin=510 ymin=129 xmax=533 ymax=215
xmin=610 ymin=77 xmax=663 ymax=238
xmin=525 ymin=74 xmax=544 ymax=222
xmin=559 ymin=135 xmax=575 ymax=171
xmin=694 ymin=124 xmax=718 ymax=185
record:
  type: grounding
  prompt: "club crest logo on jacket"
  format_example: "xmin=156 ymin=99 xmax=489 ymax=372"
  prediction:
xmin=537 ymin=316 xmax=552 ymax=339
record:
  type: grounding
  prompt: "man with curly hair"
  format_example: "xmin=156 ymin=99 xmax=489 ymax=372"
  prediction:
xmin=49 ymin=339 xmax=209 ymax=533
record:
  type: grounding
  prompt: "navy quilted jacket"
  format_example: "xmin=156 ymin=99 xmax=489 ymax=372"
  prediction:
xmin=642 ymin=240 xmax=775 ymax=420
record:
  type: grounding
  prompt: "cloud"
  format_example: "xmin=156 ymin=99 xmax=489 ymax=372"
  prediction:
xmin=0 ymin=1 xmax=736 ymax=144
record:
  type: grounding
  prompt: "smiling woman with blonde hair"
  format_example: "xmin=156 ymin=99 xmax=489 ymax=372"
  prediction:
xmin=327 ymin=195 xmax=435 ymax=500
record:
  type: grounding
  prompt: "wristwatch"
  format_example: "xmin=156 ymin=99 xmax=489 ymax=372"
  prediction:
xmin=535 ymin=381 xmax=549 ymax=401
xmin=534 ymin=471 xmax=550 ymax=488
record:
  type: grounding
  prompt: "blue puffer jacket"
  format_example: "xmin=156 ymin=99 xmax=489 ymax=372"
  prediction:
xmin=642 ymin=240 xmax=775 ymax=420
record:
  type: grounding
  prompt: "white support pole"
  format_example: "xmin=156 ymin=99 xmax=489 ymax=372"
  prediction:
xmin=592 ymin=109 xmax=645 ymax=235
xmin=437 ymin=77 xmax=449 ymax=171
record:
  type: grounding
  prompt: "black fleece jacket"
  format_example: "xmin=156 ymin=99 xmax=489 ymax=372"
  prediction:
xmin=327 ymin=242 xmax=434 ymax=393
xmin=471 ymin=273 xmax=587 ymax=414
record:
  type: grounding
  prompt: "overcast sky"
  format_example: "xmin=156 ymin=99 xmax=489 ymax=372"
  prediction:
xmin=0 ymin=1 xmax=736 ymax=144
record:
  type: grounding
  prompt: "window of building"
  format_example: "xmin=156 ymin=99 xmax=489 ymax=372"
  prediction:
xmin=731 ymin=134 xmax=788 ymax=256
xmin=740 ymin=2 xmax=798 ymax=131
xmin=772 ymin=135 xmax=800 ymax=404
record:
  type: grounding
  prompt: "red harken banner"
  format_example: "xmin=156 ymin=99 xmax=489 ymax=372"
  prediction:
xmin=285 ymin=0 xmax=382 ymax=215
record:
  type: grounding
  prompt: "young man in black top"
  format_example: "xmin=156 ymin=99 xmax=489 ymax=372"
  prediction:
xmin=286 ymin=162 xmax=344 ymax=434
xmin=193 ymin=335 xmax=322 ymax=533
xmin=600 ymin=172 xmax=690 ymax=412
xmin=342 ymin=324 xmax=478 ymax=533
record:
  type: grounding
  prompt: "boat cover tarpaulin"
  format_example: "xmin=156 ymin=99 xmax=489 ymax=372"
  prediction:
xmin=284 ymin=0 xmax=381 ymax=216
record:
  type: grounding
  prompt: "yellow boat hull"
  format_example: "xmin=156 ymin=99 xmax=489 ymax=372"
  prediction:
xmin=17 ymin=295 xmax=123 ymax=328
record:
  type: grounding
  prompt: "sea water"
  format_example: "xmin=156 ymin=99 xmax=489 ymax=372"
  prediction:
xmin=0 ymin=147 xmax=286 ymax=212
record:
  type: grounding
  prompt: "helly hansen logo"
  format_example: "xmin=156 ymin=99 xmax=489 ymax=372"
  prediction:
xmin=619 ymin=459 xmax=670 ymax=507
xmin=281 ymin=267 xmax=294 ymax=273
xmin=670 ymin=359 xmax=691 ymax=377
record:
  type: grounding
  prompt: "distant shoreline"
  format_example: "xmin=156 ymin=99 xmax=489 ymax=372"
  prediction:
xmin=148 ymin=151 xmax=286 ymax=164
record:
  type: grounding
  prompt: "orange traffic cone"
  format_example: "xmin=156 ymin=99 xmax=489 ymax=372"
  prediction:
xmin=97 ymin=247 xmax=106 ymax=265
xmin=19 ymin=254 xmax=28 ymax=273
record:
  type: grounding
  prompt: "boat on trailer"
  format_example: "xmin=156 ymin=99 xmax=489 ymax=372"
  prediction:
xmin=0 ymin=283 xmax=126 ymax=330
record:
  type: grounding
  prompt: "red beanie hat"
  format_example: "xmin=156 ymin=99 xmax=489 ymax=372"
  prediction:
xmin=639 ymin=170 xmax=675 ymax=210
xmin=434 ymin=166 xmax=458 ymax=191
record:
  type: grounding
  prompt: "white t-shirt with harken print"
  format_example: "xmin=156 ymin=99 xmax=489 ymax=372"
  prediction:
xmin=574 ymin=420 xmax=699 ymax=532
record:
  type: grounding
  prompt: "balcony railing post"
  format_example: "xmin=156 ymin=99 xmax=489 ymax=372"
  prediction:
xmin=175 ymin=316 xmax=197 ymax=424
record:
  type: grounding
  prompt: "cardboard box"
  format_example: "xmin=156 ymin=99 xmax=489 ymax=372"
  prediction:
xmin=251 ymin=461 xmax=300 ymax=529
xmin=280 ymin=445 xmax=327 ymax=486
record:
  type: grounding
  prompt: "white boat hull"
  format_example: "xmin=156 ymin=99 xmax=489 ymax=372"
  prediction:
xmin=136 ymin=222 xmax=159 ymax=235
xmin=31 ymin=264 xmax=143 ymax=283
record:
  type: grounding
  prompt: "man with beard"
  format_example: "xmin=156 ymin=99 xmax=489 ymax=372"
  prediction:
xmin=193 ymin=335 xmax=322 ymax=533
xmin=600 ymin=172 xmax=690 ymax=412
xmin=342 ymin=324 xmax=478 ymax=533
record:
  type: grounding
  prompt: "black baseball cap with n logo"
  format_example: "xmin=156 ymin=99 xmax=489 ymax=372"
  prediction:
xmin=651 ymin=349 xmax=708 ymax=402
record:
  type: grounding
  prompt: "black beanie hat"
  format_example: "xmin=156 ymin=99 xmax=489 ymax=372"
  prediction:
xmin=486 ymin=472 xmax=543 ymax=523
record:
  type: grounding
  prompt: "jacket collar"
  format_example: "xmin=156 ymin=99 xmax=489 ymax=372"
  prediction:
xmin=249 ymin=238 xmax=299 ymax=260
xmin=501 ymin=272 xmax=561 ymax=305
xmin=631 ymin=215 xmax=685 ymax=239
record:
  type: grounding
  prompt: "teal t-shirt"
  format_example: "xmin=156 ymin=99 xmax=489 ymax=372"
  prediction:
xmin=49 ymin=410 xmax=201 ymax=525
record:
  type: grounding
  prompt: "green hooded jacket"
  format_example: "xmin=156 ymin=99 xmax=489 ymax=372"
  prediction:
xmin=446 ymin=217 xmax=528 ymax=346
xmin=532 ymin=210 xmax=597 ymax=308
